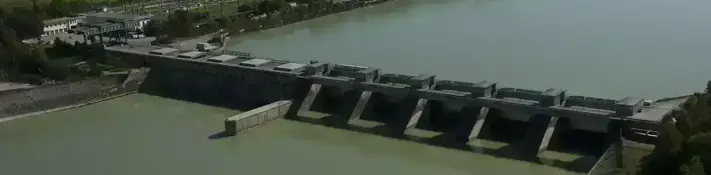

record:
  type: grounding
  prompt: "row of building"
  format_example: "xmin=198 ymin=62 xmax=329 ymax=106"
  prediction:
xmin=41 ymin=12 xmax=153 ymax=37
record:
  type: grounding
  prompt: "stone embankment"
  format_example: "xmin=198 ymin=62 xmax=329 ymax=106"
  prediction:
xmin=0 ymin=69 xmax=148 ymax=121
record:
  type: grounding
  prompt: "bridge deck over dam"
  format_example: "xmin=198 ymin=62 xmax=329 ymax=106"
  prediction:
xmin=106 ymin=44 xmax=676 ymax=170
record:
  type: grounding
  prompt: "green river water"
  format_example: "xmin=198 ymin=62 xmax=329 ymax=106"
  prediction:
xmin=0 ymin=94 xmax=579 ymax=174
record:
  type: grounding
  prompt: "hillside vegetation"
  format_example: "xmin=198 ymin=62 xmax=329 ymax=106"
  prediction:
xmin=637 ymin=82 xmax=711 ymax=175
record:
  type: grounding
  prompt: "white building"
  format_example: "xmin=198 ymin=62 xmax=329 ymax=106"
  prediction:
xmin=82 ymin=12 xmax=153 ymax=31
xmin=42 ymin=17 xmax=80 ymax=36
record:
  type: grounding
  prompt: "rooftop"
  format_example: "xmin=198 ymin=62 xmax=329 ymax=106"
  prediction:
xmin=85 ymin=12 xmax=153 ymax=21
xmin=239 ymin=59 xmax=271 ymax=67
xmin=274 ymin=63 xmax=306 ymax=72
xmin=207 ymin=55 xmax=238 ymax=62
xmin=177 ymin=51 xmax=206 ymax=59
xmin=149 ymin=48 xmax=179 ymax=55
xmin=42 ymin=17 xmax=77 ymax=25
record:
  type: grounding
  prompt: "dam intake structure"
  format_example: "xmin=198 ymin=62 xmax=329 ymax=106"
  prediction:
xmin=106 ymin=45 xmax=672 ymax=173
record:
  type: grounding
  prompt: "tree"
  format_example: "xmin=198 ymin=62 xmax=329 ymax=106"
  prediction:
xmin=32 ymin=0 xmax=40 ymax=14
xmin=218 ymin=16 xmax=238 ymax=31
xmin=238 ymin=5 xmax=254 ymax=12
xmin=17 ymin=48 xmax=49 ymax=76
xmin=165 ymin=10 xmax=203 ymax=38
xmin=674 ymin=110 xmax=697 ymax=139
xmin=67 ymin=0 xmax=94 ymax=14
xmin=46 ymin=0 xmax=74 ymax=17
xmin=257 ymin=0 xmax=286 ymax=14
xmin=680 ymin=156 xmax=706 ymax=175
xmin=685 ymin=133 xmax=711 ymax=173
xmin=640 ymin=83 xmax=711 ymax=175
xmin=5 ymin=8 xmax=45 ymax=40
xmin=638 ymin=121 xmax=684 ymax=175
xmin=705 ymin=81 xmax=711 ymax=111
xmin=143 ymin=20 xmax=164 ymax=37
xmin=47 ymin=38 xmax=78 ymax=58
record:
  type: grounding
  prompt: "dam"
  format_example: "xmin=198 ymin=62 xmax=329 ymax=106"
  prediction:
xmin=103 ymin=43 xmax=673 ymax=172
xmin=7 ymin=0 xmax=711 ymax=173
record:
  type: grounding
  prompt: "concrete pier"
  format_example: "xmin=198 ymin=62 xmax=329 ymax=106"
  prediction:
xmin=406 ymin=98 xmax=429 ymax=130
xmin=224 ymin=100 xmax=292 ymax=135
xmin=537 ymin=116 xmax=559 ymax=154
xmin=349 ymin=91 xmax=373 ymax=121
xmin=467 ymin=107 xmax=491 ymax=141
xmin=298 ymin=84 xmax=322 ymax=116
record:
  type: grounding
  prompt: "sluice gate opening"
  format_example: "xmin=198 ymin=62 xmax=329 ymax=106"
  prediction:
xmin=477 ymin=108 xmax=531 ymax=144
xmin=359 ymin=92 xmax=418 ymax=127
xmin=547 ymin=117 xmax=609 ymax=156
xmin=309 ymin=86 xmax=362 ymax=120
xmin=415 ymin=101 xmax=464 ymax=134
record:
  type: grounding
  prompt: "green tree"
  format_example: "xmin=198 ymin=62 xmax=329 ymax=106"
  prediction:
xmin=6 ymin=8 xmax=44 ymax=39
xmin=238 ymin=5 xmax=254 ymax=12
xmin=67 ymin=0 xmax=94 ymax=14
xmin=166 ymin=10 xmax=202 ymax=38
xmin=257 ymin=0 xmax=286 ymax=14
xmin=680 ymin=156 xmax=706 ymax=175
xmin=143 ymin=20 xmax=164 ymax=37
xmin=218 ymin=16 xmax=242 ymax=33
xmin=685 ymin=133 xmax=711 ymax=173
xmin=46 ymin=0 xmax=74 ymax=17
xmin=674 ymin=110 xmax=697 ymax=139
xmin=18 ymin=48 xmax=49 ymax=76
xmin=47 ymin=38 xmax=78 ymax=58
xmin=638 ymin=121 xmax=684 ymax=175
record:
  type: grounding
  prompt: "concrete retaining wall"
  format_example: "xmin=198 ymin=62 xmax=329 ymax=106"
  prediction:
xmin=0 ymin=75 xmax=143 ymax=119
xmin=224 ymin=100 xmax=292 ymax=135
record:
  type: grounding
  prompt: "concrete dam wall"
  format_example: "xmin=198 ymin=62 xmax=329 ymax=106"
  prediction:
xmin=106 ymin=45 xmax=667 ymax=173
xmin=137 ymin=54 xmax=310 ymax=110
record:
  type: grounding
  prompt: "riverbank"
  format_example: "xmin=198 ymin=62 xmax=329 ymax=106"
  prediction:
xmin=226 ymin=0 xmax=394 ymax=37
xmin=157 ymin=0 xmax=395 ymax=50
xmin=0 ymin=69 xmax=148 ymax=121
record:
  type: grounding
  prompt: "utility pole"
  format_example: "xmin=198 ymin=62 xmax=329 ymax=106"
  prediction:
xmin=31 ymin=0 xmax=39 ymax=14
xmin=220 ymin=0 xmax=224 ymax=16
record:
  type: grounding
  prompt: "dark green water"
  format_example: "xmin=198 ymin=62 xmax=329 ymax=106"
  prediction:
xmin=0 ymin=94 xmax=579 ymax=174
